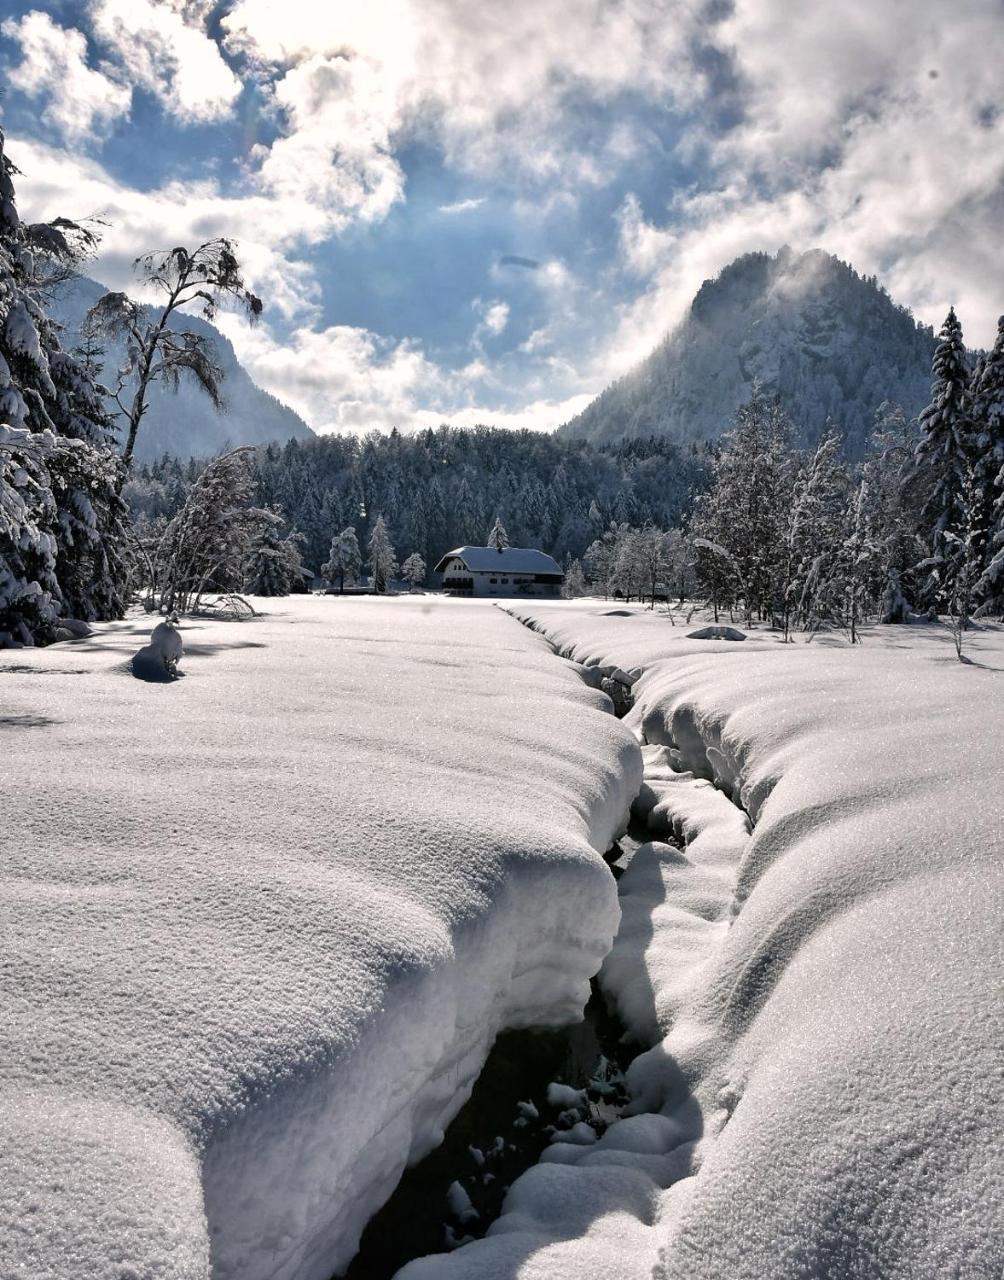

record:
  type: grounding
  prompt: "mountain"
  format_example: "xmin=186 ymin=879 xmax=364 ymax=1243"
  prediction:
xmin=50 ymin=275 xmax=314 ymax=462
xmin=560 ymin=248 xmax=937 ymax=457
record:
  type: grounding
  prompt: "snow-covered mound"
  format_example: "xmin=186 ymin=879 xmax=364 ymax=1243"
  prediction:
xmin=0 ymin=597 xmax=641 ymax=1280
xmin=402 ymin=605 xmax=1003 ymax=1278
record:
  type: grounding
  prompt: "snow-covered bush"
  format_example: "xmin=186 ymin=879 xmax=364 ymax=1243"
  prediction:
xmin=400 ymin=551 xmax=426 ymax=590
xmin=156 ymin=448 xmax=277 ymax=613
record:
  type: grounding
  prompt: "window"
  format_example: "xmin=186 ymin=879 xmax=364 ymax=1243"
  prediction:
xmin=489 ymin=577 xmax=497 ymax=584
xmin=501 ymin=577 xmax=509 ymax=583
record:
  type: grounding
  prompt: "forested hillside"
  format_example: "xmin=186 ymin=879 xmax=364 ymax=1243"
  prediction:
xmin=127 ymin=427 xmax=711 ymax=575
xmin=51 ymin=276 xmax=313 ymax=461
xmin=562 ymin=248 xmax=937 ymax=457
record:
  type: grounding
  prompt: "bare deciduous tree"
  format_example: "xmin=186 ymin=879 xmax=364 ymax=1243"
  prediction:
xmin=86 ymin=239 xmax=262 ymax=475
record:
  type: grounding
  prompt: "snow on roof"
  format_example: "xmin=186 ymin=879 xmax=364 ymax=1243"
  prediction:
xmin=434 ymin=546 xmax=563 ymax=575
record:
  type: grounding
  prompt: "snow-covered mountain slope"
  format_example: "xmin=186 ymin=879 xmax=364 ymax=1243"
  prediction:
xmin=50 ymin=276 xmax=313 ymax=461
xmin=403 ymin=604 xmax=1003 ymax=1279
xmin=0 ymin=597 xmax=640 ymax=1280
xmin=561 ymin=248 xmax=937 ymax=456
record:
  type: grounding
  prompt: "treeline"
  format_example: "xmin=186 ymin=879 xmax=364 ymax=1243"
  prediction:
xmin=125 ymin=428 xmax=711 ymax=577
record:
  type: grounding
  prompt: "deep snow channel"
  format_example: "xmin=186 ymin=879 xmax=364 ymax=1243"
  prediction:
xmin=342 ymin=978 xmax=636 ymax=1279
xmin=0 ymin=597 xmax=644 ymax=1280
xmin=395 ymin=602 xmax=1003 ymax=1280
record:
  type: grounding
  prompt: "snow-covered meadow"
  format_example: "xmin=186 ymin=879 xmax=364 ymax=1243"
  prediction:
xmin=0 ymin=596 xmax=640 ymax=1280
xmin=402 ymin=604 xmax=1003 ymax=1279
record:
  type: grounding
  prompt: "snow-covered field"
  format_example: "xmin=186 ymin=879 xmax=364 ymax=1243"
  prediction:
xmin=402 ymin=604 xmax=1004 ymax=1279
xmin=0 ymin=596 xmax=641 ymax=1280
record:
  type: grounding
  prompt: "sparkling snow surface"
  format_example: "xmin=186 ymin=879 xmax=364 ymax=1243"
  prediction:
xmin=401 ymin=604 xmax=1004 ymax=1279
xmin=0 ymin=597 xmax=641 ymax=1280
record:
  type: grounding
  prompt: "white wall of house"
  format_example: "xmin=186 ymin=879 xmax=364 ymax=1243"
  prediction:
xmin=440 ymin=557 xmax=560 ymax=598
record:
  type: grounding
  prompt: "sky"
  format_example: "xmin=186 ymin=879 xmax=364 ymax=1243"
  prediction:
xmin=1 ymin=0 xmax=1001 ymax=436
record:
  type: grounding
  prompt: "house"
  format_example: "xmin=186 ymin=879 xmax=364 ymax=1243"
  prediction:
xmin=434 ymin=546 xmax=564 ymax=597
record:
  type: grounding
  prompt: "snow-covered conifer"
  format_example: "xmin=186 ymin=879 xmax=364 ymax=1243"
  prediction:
xmin=367 ymin=514 xmax=397 ymax=593
xmin=322 ymin=527 xmax=361 ymax=592
xmin=973 ymin=317 xmax=1004 ymax=610
xmin=783 ymin=428 xmax=847 ymax=636
xmin=914 ymin=308 xmax=973 ymax=599
xmin=246 ymin=522 xmax=294 ymax=596
xmin=486 ymin=516 xmax=509 ymax=552
xmin=0 ymin=127 xmax=127 ymax=642
xmin=942 ymin=462 xmax=986 ymax=659
xmin=691 ymin=385 xmax=795 ymax=624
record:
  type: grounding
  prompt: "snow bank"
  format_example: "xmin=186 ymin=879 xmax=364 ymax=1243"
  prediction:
xmin=402 ymin=605 xmax=1003 ymax=1278
xmin=0 ymin=597 xmax=641 ymax=1279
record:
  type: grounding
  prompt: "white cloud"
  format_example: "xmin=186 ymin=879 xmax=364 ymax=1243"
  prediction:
xmin=1 ymin=2 xmax=240 ymax=143
xmin=90 ymin=0 xmax=241 ymax=123
xmin=598 ymin=0 xmax=1004 ymax=376
xmin=482 ymin=302 xmax=509 ymax=337
xmin=419 ymin=391 xmax=596 ymax=434
xmin=9 ymin=138 xmax=324 ymax=322
xmin=6 ymin=0 xmax=1003 ymax=434
xmin=255 ymin=51 xmax=404 ymax=228
xmin=215 ymin=314 xmax=444 ymax=433
xmin=1 ymin=11 xmax=131 ymax=141
xmin=222 ymin=0 xmax=694 ymax=190
xmin=437 ymin=197 xmax=485 ymax=214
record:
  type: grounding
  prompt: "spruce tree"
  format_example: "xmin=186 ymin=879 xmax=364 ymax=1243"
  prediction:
xmin=321 ymin=527 xmax=361 ymax=592
xmin=0 ymin=127 xmax=127 ymax=643
xmin=974 ymin=317 xmax=1004 ymax=609
xmin=914 ymin=308 xmax=973 ymax=602
xmin=247 ymin=522 xmax=293 ymax=596
xmin=690 ymin=385 xmax=795 ymax=624
xmin=367 ymin=515 xmax=397 ymax=592
xmin=486 ymin=516 xmax=510 ymax=552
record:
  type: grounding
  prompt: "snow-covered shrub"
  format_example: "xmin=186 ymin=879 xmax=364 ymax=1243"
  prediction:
xmin=157 ymin=448 xmax=277 ymax=613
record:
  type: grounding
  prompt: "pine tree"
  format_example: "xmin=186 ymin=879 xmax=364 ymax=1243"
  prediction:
xmin=0 ymin=424 xmax=60 ymax=643
xmin=0 ymin=127 xmax=127 ymax=643
xmin=832 ymin=480 xmax=880 ymax=644
xmin=247 ymin=522 xmax=293 ymax=596
xmin=486 ymin=516 xmax=509 ymax=551
xmin=974 ymin=317 xmax=1004 ymax=609
xmin=942 ymin=462 xmax=985 ymax=659
xmin=914 ymin=308 xmax=973 ymax=602
xmin=861 ymin=402 xmax=924 ymax=621
xmin=452 ymin=475 xmax=480 ymax=546
xmin=367 ymin=514 xmax=397 ymax=592
xmin=321 ymin=527 xmax=361 ymax=592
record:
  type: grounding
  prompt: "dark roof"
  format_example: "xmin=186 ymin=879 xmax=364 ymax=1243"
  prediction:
xmin=434 ymin=546 xmax=563 ymax=575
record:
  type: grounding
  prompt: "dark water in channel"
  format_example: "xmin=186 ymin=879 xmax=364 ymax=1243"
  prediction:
xmin=340 ymin=978 xmax=637 ymax=1280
